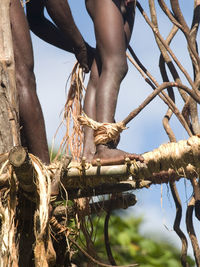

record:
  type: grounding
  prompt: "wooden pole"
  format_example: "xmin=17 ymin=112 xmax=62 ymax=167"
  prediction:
xmin=53 ymin=193 xmax=137 ymax=219
xmin=0 ymin=0 xmax=20 ymax=154
xmin=0 ymin=1 xmax=20 ymax=266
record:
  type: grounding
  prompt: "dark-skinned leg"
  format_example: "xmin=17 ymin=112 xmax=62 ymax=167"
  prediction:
xmin=85 ymin=0 xmax=143 ymax=165
xmin=82 ymin=63 xmax=97 ymax=161
xmin=82 ymin=0 xmax=137 ymax=163
xmin=82 ymin=54 xmax=121 ymax=161
xmin=82 ymin=54 xmax=102 ymax=161
xmin=10 ymin=4 xmax=64 ymax=265
xmin=10 ymin=4 xmax=55 ymax=265
xmin=45 ymin=0 xmax=90 ymax=72
xmin=10 ymin=0 xmax=50 ymax=165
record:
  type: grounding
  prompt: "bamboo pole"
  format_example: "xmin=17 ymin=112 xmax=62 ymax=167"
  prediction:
xmin=1 ymin=136 xmax=200 ymax=196
xmin=60 ymin=136 xmax=200 ymax=189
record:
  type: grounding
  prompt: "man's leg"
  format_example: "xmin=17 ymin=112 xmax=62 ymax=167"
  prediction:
xmin=10 ymin=0 xmax=50 ymax=164
xmin=10 ymin=3 xmax=51 ymax=265
xmin=82 ymin=56 xmax=100 ymax=161
xmin=85 ymin=0 xmax=143 ymax=165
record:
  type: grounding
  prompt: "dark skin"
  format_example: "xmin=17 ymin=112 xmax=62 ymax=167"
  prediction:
xmin=10 ymin=0 xmax=93 ymax=198
xmin=9 ymin=2 xmax=91 ymax=264
xmin=10 ymin=0 xmax=50 ymax=164
xmin=26 ymin=0 xmax=93 ymax=73
xmin=10 ymin=0 xmax=92 ymax=166
xmin=83 ymin=0 xmax=144 ymax=165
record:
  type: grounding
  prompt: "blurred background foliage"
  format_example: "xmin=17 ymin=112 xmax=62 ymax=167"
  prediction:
xmin=72 ymin=211 xmax=195 ymax=267
xmin=50 ymin=148 xmax=195 ymax=267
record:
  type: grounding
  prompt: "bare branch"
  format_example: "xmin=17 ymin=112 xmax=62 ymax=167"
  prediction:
xmin=157 ymin=0 xmax=182 ymax=29
xmin=186 ymin=1 xmax=200 ymax=135
xmin=170 ymin=182 xmax=189 ymax=267
xmin=191 ymin=1 xmax=200 ymax=40
xmin=169 ymin=0 xmax=190 ymax=32
xmin=170 ymin=0 xmax=200 ymax=74
xmin=53 ymin=193 xmax=137 ymax=219
xmin=122 ymin=81 xmax=199 ymax=133
xmin=127 ymin=49 xmax=158 ymax=89
xmin=186 ymin=197 xmax=200 ymax=266
xmin=104 ymin=211 xmax=117 ymax=266
xmin=66 ymin=181 xmax=151 ymax=200
xmin=136 ymin=1 xmax=195 ymax=89
xmin=127 ymin=46 xmax=192 ymax=136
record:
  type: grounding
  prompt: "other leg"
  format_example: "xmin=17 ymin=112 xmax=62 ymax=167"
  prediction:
xmin=85 ymin=0 xmax=143 ymax=165
xmin=10 ymin=0 xmax=50 ymax=164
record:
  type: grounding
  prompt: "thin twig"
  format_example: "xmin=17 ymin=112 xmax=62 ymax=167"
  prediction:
xmin=157 ymin=0 xmax=183 ymax=30
xmin=127 ymin=46 xmax=192 ymax=136
xmin=170 ymin=0 xmax=200 ymax=73
xmin=122 ymin=81 xmax=199 ymax=127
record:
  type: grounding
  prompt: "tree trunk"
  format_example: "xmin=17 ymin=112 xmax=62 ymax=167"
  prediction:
xmin=0 ymin=2 xmax=21 ymax=266
xmin=0 ymin=0 xmax=20 ymax=153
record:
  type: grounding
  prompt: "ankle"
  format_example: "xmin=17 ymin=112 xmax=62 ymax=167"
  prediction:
xmin=96 ymin=144 xmax=108 ymax=152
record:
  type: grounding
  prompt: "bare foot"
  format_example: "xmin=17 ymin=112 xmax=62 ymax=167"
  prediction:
xmin=91 ymin=144 xmax=144 ymax=166
xmin=82 ymin=148 xmax=96 ymax=163
xmin=82 ymin=136 xmax=96 ymax=162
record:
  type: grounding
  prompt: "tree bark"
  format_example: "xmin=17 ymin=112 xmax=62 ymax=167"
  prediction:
xmin=0 ymin=0 xmax=19 ymax=154
xmin=0 ymin=2 xmax=20 ymax=266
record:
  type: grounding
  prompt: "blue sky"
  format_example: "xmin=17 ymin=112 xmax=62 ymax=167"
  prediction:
xmin=30 ymin=0 xmax=199 ymax=259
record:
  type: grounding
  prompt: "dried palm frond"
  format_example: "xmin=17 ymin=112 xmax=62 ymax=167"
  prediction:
xmin=57 ymin=63 xmax=86 ymax=161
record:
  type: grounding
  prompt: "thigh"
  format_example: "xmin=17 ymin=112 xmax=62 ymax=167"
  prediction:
xmin=85 ymin=0 xmax=126 ymax=61
xmin=123 ymin=0 xmax=136 ymax=45
xmin=10 ymin=0 xmax=34 ymax=71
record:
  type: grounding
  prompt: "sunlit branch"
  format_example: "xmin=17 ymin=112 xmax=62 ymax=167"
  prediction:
xmin=136 ymin=1 xmax=195 ymax=89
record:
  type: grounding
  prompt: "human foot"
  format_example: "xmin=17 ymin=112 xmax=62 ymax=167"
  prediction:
xmin=82 ymin=148 xmax=96 ymax=163
xmin=91 ymin=145 xmax=144 ymax=166
xmin=82 ymin=134 xmax=96 ymax=163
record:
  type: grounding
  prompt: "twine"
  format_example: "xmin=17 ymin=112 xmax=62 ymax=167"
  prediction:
xmin=29 ymin=154 xmax=52 ymax=266
xmin=58 ymin=62 xmax=85 ymax=160
xmin=0 ymin=157 xmax=18 ymax=266
xmin=143 ymin=135 xmax=200 ymax=176
xmin=78 ymin=113 xmax=127 ymax=145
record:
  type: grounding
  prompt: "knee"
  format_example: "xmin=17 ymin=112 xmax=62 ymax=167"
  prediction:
xmin=105 ymin=55 xmax=128 ymax=81
xmin=116 ymin=58 xmax=128 ymax=80
xmin=15 ymin=64 xmax=36 ymax=98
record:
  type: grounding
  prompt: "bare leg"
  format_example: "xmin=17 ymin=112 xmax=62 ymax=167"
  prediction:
xmin=10 ymin=0 xmax=50 ymax=164
xmin=82 ymin=57 xmax=100 ymax=161
xmin=84 ymin=0 xmax=143 ymax=165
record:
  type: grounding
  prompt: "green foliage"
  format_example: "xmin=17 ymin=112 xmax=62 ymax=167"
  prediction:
xmin=73 ymin=212 xmax=195 ymax=267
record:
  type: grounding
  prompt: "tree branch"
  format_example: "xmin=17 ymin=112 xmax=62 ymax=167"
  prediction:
xmin=53 ymin=193 xmax=137 ymax=219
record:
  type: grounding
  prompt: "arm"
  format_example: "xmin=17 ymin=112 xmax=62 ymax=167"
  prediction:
xmin=26 ymin=0 xmax=93 ymax=71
